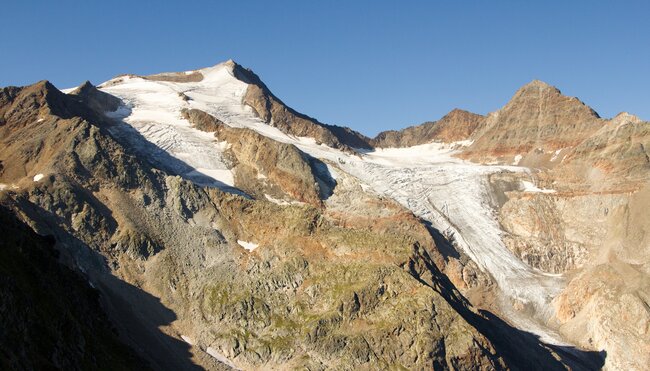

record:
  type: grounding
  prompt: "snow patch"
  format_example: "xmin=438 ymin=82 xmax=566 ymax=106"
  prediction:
xmin=512 ymin=154 xmax=523 ymax=165
xmin=550 ymin=149 xmax=563 ymax=162
xmin=206 ymin=347 xmax=239 ymax=369
xmin=264 ymin=194 xmax=289 ymax=205
xmin=521 ymin=180 xmax=556 ymax=194
xmin=237 ymin=240 xmax=259 ymax=252
xmin=0 ymin=184 xmax=7 ymax=191
xmin=180 ymin=335 xmax=193 ymax=345
xmin=263 ymin=194 xmax=304 ymax=206
xmin=33 ymin=174 xmax=44 ymax=182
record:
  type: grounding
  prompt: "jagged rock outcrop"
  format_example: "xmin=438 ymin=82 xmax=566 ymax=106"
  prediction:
xmin=372 ymin=109 xmax=484 ymax=147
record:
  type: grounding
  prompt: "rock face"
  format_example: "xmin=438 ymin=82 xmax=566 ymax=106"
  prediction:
xmin=0 ymin=206 xmax=148 ymax=370
xmin=372 ymin=109 xmax=484 ymax=147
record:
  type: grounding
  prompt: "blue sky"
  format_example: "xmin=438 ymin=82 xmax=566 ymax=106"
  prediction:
xmin=2 ymin=1 xmax=648 ymax=136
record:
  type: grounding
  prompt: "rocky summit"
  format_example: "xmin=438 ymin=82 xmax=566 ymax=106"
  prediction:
xmin=1 ymin=60 xmax=648 ymax=370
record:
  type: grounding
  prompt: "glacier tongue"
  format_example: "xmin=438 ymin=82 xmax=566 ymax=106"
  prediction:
xmin=330 ymin=144 xmax=566 ymax=344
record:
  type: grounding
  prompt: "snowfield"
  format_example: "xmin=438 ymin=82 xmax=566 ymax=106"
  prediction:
xmin=95 ymin=61 xmax=566 ymax=344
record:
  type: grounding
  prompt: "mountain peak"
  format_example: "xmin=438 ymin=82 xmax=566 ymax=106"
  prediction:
xmin=444 ymin=108 xmax=483 ymax=120
xmin=515 ymin=79 xmax=561 ymax=97
xmin=505 ymin=79 xmax=599 ymax=118
xmin=523 ymin=79 xmax=554 ymax=89
xmin=70 ymin=80 xmax=96 ymax=95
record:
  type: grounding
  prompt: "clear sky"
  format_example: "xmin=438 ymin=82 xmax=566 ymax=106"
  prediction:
xmin=2 ymin=1 xmax=648 ymax=136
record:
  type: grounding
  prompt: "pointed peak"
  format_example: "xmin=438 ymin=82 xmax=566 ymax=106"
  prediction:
xmin=230 ymin=62 xmax=267 ymax=89
xmin=22 ymin=80 xmax=64 ymax=100
xmin=442 ymin=108 xmax=484 ymax=120
xmin=70 ymin=80 xmax=97 ymax=95
xmin=32 ymin=80 xmax=58 ymax=92
xmin=223 ymin=59 xmax=237 ymax=67
xmin=525 ymin=79 xmax=554 ymax=88
xmin=516 ymin=79 xmax=561 ymax=95
xmin=501 ymin=80 xmax=601 ymax=119
xmin=79 ymin=80 xmax=95 ymax=89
